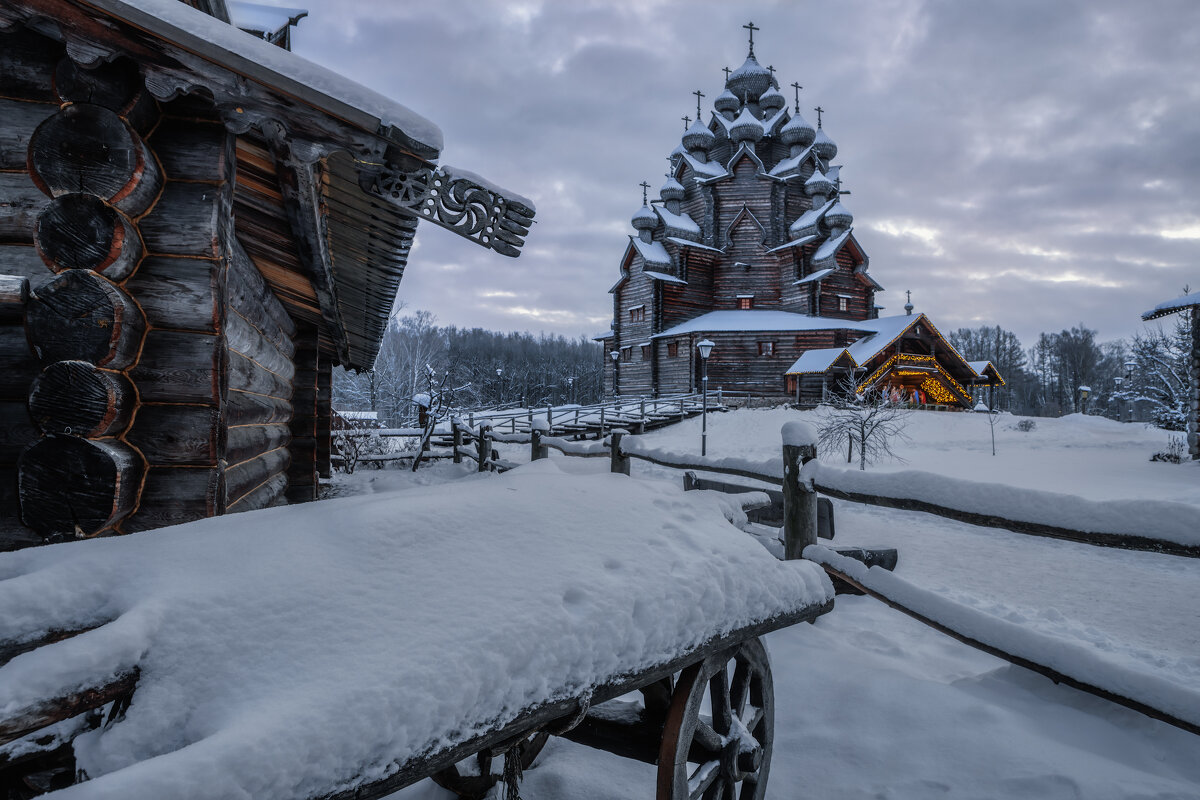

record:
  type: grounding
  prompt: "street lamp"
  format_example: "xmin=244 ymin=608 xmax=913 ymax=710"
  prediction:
xmin=610 ymin=349 xmax=619 ymax=396
xmin=1114 ymin=375 xmax=1124 ymax=422
xmin=568 ymin=375 xmax=575 ymax=405
xmin=697 ymin=339 xmax=714 ymax=456
xmin=495 ymin=366 xmax=503 ymax=405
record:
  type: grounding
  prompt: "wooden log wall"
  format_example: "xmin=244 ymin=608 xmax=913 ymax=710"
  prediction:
xmin=286 ymin=323 xmax=319 ymax=503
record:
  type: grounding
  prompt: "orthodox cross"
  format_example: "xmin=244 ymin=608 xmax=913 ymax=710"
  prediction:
xmin=743 ymin=21 xmax=759 ymax=55
xmin=682 ymin=115 xmax=691 ymax=130
xmin=834 ymin=175 xmax=851 ymax=197
xmin=692 ymin=89 xmax=705 ymax=119
xmin=639 ymin=181 xmax=650 ymax=205
xmin=813 ymin=105 xmax=824 ymax=127
xmin=722 ymin=66 xmax=731 ymax=81
xmin=791 ymin=82 xmax=803 ymax=112
xmin=767 ymin=65 xmax=776 ymax=79
xmin=906 ymin=289 xmax=912 ymax=305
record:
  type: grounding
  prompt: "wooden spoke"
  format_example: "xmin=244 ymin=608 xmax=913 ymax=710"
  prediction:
xmin=429 ymin=730 xmax=548 ymax=800
xmin=657 ymin=638 xmax=774 ymax=800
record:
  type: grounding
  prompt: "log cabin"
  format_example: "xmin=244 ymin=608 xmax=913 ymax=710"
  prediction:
xmin=1142 ymin=290 xmax=1200 ymax=460
xmin=0 ymin=0 xmax=534 ymax=548
xmin=601 ymin=33 xmax=1000 ymax=408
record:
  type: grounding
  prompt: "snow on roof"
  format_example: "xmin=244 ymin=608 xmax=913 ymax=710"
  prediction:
xmin=655 ymin=206 xmax=701 ymax=235
xmin=768 ymin=146 xmax=814 ymax=177
xmin=1142 ymin=290 xmax=1200 ymax=320
xmin=593 ymin=330 xmax=615 ymax=340
xmin=0 ymin=461 xmax=832 ymax=798
xmin=228 ymin=1 xmax=305 ymax=33
xmin=652 ymin=310 xmax=879 ymax=339
xmin=667 ymin=236 xmax=723 ymax=252
xmin=337 ymin=410 xmax=379 ymax=420
xmin=814 ymin=228 xmax=853 ymax=265
xmin=794 ymin=267 xmax=835 ymax=285
xmin=767 ymin=234 xmax=817 ymax=254
xmin=99 ymin=0 xmax=443 ymax=152
xmin=789 ymin=199 xmax=834 ymax=237
xmin=680 ymin=152 xmax=728 ymax=179
xmin=968 ymin=361 xmax=992 ymax=375
xmin=631 ymin=236 xmax=672 ymax=267
xmin=644 ymin=271 xmax=687 ymax=285
xmin=785 ymin=348 xmax=853 ymax=375
xmin=843 ymin=314 xmax=949 ymax=366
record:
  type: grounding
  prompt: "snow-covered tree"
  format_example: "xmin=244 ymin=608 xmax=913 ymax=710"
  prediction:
xmin=817 ymin=382 xmax=910 ymax=470
xmin=1115 ymin=315 xmax=1192 ymax=431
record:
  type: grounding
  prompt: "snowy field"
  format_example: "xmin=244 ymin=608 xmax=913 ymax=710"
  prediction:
xmin=364 ymin=409 xmax=1200 ymax=799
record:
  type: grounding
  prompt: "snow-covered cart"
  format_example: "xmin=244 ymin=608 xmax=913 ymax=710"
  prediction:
xmin=0 ymin=460 xmax=834 ymax=799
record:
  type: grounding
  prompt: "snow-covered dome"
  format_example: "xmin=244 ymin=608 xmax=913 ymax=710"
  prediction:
xmin=681 ymin=119 xmax=716 ymax=153
xmin=726 ymin=55 xmax=772 ymax=101
xmin=759 ymin=85 xmax=786 ymax=113
xmin=729 ymin=106 xmax=765 ymax=144
xmin=659 ymin=175 xmax=685 ymax=202
xmin=714 ymin=89 xmax=740 ymax=115
xmin=825 ymin=201 xmax=853 ymax=229
xmin=780 ymin=112 xmax=816 ymax=147
xmin=632 ymin=204 xmax=657 ymax=231
xmin=813 ymin=127 xmax=838 ymax=160
xmin=804 ymin=168 xmax=833 ymax=197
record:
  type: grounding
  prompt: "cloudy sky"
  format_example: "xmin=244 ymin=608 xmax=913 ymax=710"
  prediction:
xmin=286 ymin=0 xmax=1200 ymax=349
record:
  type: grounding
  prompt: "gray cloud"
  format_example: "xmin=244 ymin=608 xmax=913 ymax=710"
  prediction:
xmin=291 ymin=0 xmax=1200 ymax=350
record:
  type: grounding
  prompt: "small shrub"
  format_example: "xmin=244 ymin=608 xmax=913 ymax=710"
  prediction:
xmin=1016 ymin=419 xmax=1037 ymax=432
xmin=1150 ymin=435 xmax=1187 ymax=464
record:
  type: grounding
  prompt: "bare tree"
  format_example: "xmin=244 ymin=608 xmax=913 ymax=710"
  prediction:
xmin=817 ymin=382 xmax=910 ymax=470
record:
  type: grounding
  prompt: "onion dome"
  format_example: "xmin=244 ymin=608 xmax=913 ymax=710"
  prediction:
xmin=726 ymin=55 xmax=772 ymax=101
xmin=759 ymin=85 xmax=786 ymax=113
xmin=729 ymin=106 xmax=765 ymax=144
xmin=812 ymin=127 xmax=838 ymax=160
xmin=825 ymin=201 xmax=853 ymax=229
xmin=804 ymin=168 xmax=833 ymax=197
xmin=681 ymin=119 xmax=716 ymax=152
xmin=714 ymin=89 xmax=740 ymax=116
xmin=660 ymin=175 xmax=685 ymax=202
xmin=631 ymin=204 xmax=657 ymax=231
xmin=780 ymin=112 xmax=816 ymax=147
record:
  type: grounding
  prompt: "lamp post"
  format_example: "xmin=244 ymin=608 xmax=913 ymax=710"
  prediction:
xmin=610 ymin=349 xmax=619 ymax=397
xmin=495 ymin=366 xmax=503 ymax=405
xmin=1123 ymin=359 xmax=1136 ymax=421
xmin=698 ymin=339 xmax=714 ymax=456
xmin=568 ymin=375 xmax=575 ymax=405
xmin=1114 ymin=375 xmax=1124 ymax=422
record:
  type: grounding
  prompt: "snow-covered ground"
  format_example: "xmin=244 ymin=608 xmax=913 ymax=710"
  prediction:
xmin=372 ymin=408 xmax=1200 ymax=799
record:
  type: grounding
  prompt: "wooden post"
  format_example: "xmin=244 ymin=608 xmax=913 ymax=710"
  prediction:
xmin=609 ymin=429 xmax=630 ymax=475
xmin=452 ymin=419 xmax=463 ymax=464
xmin=682 ymin=470 xmax=698 ymax=492
xmin=477 ymin=424 xmax=492 ymax=472
xmin=546 ymin=404 xmax=553 ymax=432
xmin=782 ymin=422 xmax=819 ymax=560
xmin=530 ymin=418 xmax=548 ymax=461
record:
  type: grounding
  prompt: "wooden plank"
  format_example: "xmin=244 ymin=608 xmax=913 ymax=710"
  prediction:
xmin=35 ymin=193 xmax=142 ymax=280
xmin=17 ymin=436 xmax=143 ymax=537
xmin=123 ymin=466 xmax=222 ymax=532
xmin=226 ymin=423 xmax=290 ymax=465
xmin=0 ymin=325 xmax=36 ymax=399
xmin=0 ymin=27 xmax=60 ymax=103
xmin=0 ymin=669 xmax=138 ymax=748
xmin=0 ymin=243 xmax=53 ymax=291
xmin=0 ymin=97 xmax=55 ymax=171
xmin=224 ymin=446 xmax=289 ymax=507
xmin=138 ymin=181 xmax=224 ymax=258
xmin=125 ymin=255 xmax=222 ymax=334
xmin=27 ymin=361 xmax=135 ymax=437
xmin=25 ymin=269 xmax=146 ymax=370
xmin=226 ymin=471 xmax=288 ymax=514
xmin=129 ymin=330 xmax=223 ymax=405
xmin=0 ymin=400 xmax=36 ymax=464
xmin=0 ymin=170 xmax=48 ymax=244
xmin=150 ymin=117 xmax=233 ymax=184
xmin=126 ymin=404 xmax=221 ymax=466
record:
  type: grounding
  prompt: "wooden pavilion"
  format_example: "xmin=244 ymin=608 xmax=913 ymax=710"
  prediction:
xmin=0 ymin=0 xmax=534 ymax=548
xmin=1142 ymin=290 xmax=1200 ymax=460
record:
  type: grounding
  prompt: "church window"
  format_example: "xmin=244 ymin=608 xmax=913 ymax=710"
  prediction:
xmin=737 ymin=295 xmax=754 ymax=310
xmin=758 ymin=341 xmax=775 ymax=357
xmin=629 ymin=305 xmax=645 ymax=322
xmin=838 ymin=296 xmax=848 ymax=312
xmin=621 ymin=347 xmax=631 ymax=362
xmin=667 ymin=342 xmax=679 ymax=358
xmin=641 ymin=344 xmax=651 ymax=360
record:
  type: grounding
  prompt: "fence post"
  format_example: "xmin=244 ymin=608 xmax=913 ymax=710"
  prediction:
xmin=599 ymin=406 xmax=606 ymax=435
xmin=546 ymin=405 xmax=553 ymax=432
xmin=782 ymin=421 xmax=819 ymax=560
xmin=530 ymin=418 xmax=549 ymax=461
xmin=682 ymin=470 xmax=698 ymax=492
xmin=609 ymin=429 xmax=631 ymax=475
xmin=468 ymin=412 xmax=474 ymax=430
xmin=679 ymin=398 xmax=685 ymax=421
xmin=477 ymin=423 xmax=492 ymax=472
xmin=717 ymin=387 xmax=723 ymax=405
xmin=452 ymin=418 xmax=463 ymax=464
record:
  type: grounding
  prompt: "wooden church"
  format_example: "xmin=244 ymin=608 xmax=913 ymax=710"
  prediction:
xmin=601 ymin=27 xmax=1001 ymax=408
xmin=0 ymin=0 xmax=533 ymax=549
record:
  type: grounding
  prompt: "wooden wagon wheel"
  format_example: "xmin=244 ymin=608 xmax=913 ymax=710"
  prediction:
xmin=657 ymin=637 xmax=774 ymax=800
xmin=429 ymin=730 xmax=549 ymax=800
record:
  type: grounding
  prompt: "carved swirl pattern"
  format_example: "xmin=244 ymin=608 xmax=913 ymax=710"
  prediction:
xmin=369 ymin=166 xmax=534 ymax=258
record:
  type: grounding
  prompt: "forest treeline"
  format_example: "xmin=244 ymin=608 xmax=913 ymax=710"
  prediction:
xmin=334 ymin=309 xmax=1192 ymax=430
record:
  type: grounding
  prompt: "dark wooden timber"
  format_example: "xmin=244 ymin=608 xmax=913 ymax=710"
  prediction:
xmin=149 ymin=117 xmax=234 ymax=184
xmin=0 ymin=326 xmax=36 ymax=398
xmin=0 ymin=273 xmax=29 ymax=327
xmin=127 ymin=405 xmax=222 ymax=466
xmin=17 ymin=435 xmax=143 ymax=537
xmin=227 ymin=237 xmax=296 ymax=355
xmin=0 ymin=97 xmax=55 ymax=171
xmin=224 ymin=447 xmax=290 ymax=508
xmin=316 ymin=359 xmax=331 ymax=478
xmin=138 ymin=181 xmax=228 ymax=258
xmin=227 ymin=348 xmax=291 ymax=399
xmin=226 ymin=471 xmax=288 ymax=513
xmin=28 ymin=361 xmax=135 ymax=437
xmin=226 ymin=423 xmax=290 ymax=465
xmin=783 ymin=441 xmax=817 ymax=560
xmin=27 ymin=103 xmax=162 ymax=216
xmin=559 ymin=703 xmax=665 ymax=765
xmin=815 ymin=559 xmax=1200 ymax=737
xmin=0 ymin=243 xmax=52 ymax=291
xmin=129 ymin=330 xmax=223 ymax=405
xmin=286 ymin=325 xmax=318 ymax=503
xmin=25 ymin=269 xmax=146 ymax=369
xmin=0 ymin=400 xmax=37 ymax=464
xmin=0 ymin=171 xmax=49 ymax=242
xmin=125 ymin=255 xmax=223 ymax=334
xmin=0 ymin=669 xmax=138 ymax=748
xmin=53 ymin=56 xmax=157 ymax=132
xmin=0 ymin=27 xmax=60 ymax=102
xmin=227 ymin=391 xmax=292 ymax=426
xmin=314 ymin=600 xmax=833 ymax=800
xmin=35 ymin=193 xmax=143 ymax=280
xmin=811 ymin=480 xmax=1200 ymax=559
xmin=124 ymin=466 xmax=223 ymax=532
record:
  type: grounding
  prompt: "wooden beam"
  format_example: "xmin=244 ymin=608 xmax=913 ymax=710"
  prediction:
xmin=17 ymin=435 xmax=143 ymax=537
xmin=0 ymin=669 xmax=138 ymax=748
xmin=25 ymin=269 xmax=146 ymax=369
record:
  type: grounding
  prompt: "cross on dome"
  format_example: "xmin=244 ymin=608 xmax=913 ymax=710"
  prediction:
xmin=743 ymin=20 xmax=759 ymax=56
xmin=791 ymin=82 xmax=803 ymax=112
xmin=723 ymin=66 xmax=731 ymax=80
xmin=693 ymin=89 xmax=705 ymax=119
xmin=814 ymin=105 xmax=824 ymax=127
xmin=639 ymin=181 xmax=650 ymax=205
xmin=681 ymin=115 xmax=690 ymax=130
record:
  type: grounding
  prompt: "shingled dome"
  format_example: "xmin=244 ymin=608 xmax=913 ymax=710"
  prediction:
xmin=805 ymin=168 xmax=834 ymax=196
xmin=660 ymin=176 xmax=686 ymax=202
xmin=780 ymin=112 xmax=816 ymax=147
xmin=730 ymin=106 xmax=766 ymax=143
xmin=714 ymin=88 xmax=741 ymax=115
xmin=759 ymin=85 xmax=786 ymax=112
xmin=825 ymin=201 xmax=853 ymax=229
xmin=813 ymin=127 xmax=838 ymax=160
xmin=727 ymin=55 xmax=772 ymax=100
xmin=632 ymin=204 xmax=658 ymax=230
xmin=682 ymin=119 xmax=716 ymax=152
